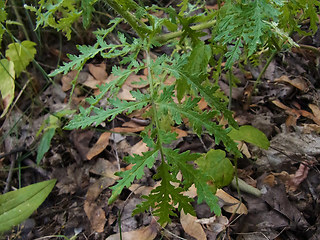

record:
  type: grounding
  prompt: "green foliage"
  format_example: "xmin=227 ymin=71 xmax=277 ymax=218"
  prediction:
xmin=29 ymin=0 xmax=319 ymax=224
xmin=228 ymin=125 xmax=270 ymax=150
xmin=6 ymin=40 xmax=37 ymax=77
xmin=0 ymin=59 xmax=15 ymax=118
xmin=0 ymin=179 xmax=56 ymax=233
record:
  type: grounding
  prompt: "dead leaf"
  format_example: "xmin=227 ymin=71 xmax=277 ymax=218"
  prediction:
xmin=106 ymin=218 xmax=159 ymax=240
xmin=82 ymin=74 xmax=101 ymax=89
xmin=86 ymin=132 xmax=111 ymax=160
xmin=288 ymin=163 xmax=309 ymax=191
xmin=84 ymin=201 xmax=106 ymax=233
xmin=90 ymin=158 xmax=118 ymax=179
xmin=215 ymin=189 xmax=248 ymax=214
xmin=180 ymin=210 xmax=207 ymax=240
xmin=86 ymin=177 xmax=115 ymax=202
xmin=88 ymin=63 xmax=108 ymax=80
xmin=236 ymin=141 xmax=251 ymax=158
xmin=309 ymin=104 xmax=320 ymax=124
xmin=61 ymin=70 xmax=78 ymax=91
xmin=123 ymin=120 xmax=145 ymax=128
xmin=196 ymin=216 xmax=229 ymax=234
xmin=111 ymin=126 xmax=145 ymax=133
xmin=198 ymin=98 xmax=208 ymax=110
xmin=172 ymin=127 xmax=188 ymax=138
xmin=130 ymin=140 xmax=149 ymax=156
xmin=117 ymin=84 xmax=135 ymax=101
xmin=274 ymin=75 xmax=309 ymax=92
xmin=125 ymin=74 xmax=148 ymax=88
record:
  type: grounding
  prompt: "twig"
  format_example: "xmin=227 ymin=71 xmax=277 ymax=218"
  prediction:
xmin=0 ymin=147 xmax=25 ymax=159
xmin=3 ymin=154 xmax=16 ymax=194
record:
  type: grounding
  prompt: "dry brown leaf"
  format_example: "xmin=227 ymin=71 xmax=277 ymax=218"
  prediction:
xmin=117 ymin=84 xmax=135 ymax=101
xmin=125 ymin=74 xmax=148 ymax=88
xmin=215 ymin=189 xmax=248 ymax=214
xmin=198 ymin=98 xmax=208 ymax=110
xmin=289 ymin=163 xmax=309 ymax=191
xmin=90 ymin=158 xmax=118 ymax=179
xmin=61 ymin=70 xmax=78 ymax=91
xmin=123 ymin=120 xmax=144 ymax=128
xmin=86 ymin=132 xmax=111 ymax=160
xmin=196 ymin=216 xmax=229 ymax=234
xmin=130 ymin=140 xmax=149 ymax=156
xmin=180 ymin=210 xmax=207 ymax=240
xmin=129 ymin=183 xmax=155 ymax=196
xmin=236 ymin=141 xmax=251 ymax=158
xmin=275 ymin=75 xmax=309 ymax=92
xmin=88 ymin=62 xmax=108 ymax=80
xmin=172 ymin=127 xmax=188 ymax=138
xmin=82 ymin=74 xmax=101 ymax=89
xmin=111 ymin=126 xmax=145 ymax=133
xmin=86 ymin=177 xmax=116 ymax=201
xmin=84 ymin=201 xmax=106 ymax=233
xmin=309 ymin=104 xmax=320 ymax=124
xmin=106 ymin=218 xmax=159 ymax=240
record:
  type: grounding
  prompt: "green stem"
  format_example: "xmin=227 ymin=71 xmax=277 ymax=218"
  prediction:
xmin=155 ymin=19 xmax=216 ymax=44
xmin=12 ymin=0 xmax=30 ymax=41
xmin=105 ymin=0 xmax=150 ymax=39
xmin=244 ymin=49 xmax=277 ymax=110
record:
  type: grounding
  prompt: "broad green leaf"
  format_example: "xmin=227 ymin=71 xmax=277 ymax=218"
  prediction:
xmin=196 ymin=149 xmax=234 ymax=189
xmin=228 ymin=125 xmax=270 ymax=150
xmin=0 ymin=179 xmax=56 ymax=233
xmin=36 ymin=128 xmax=56 ymax=165
xmin=0 ymin=59 xmax=15 ymax=118
xmin=5 ymin=41 xmax=37 ymax=77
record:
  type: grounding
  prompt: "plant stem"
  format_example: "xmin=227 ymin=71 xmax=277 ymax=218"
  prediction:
xmin=244 ymin=49 xmax=277 ymax=110
xmin=155 ymin=19 xmax=216 ymax=43
xmin=105 ymin=0 xmax=150 ymax=39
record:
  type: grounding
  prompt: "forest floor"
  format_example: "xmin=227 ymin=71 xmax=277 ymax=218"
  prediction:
xmin=1 ymin=4 xmax=320 ymax=240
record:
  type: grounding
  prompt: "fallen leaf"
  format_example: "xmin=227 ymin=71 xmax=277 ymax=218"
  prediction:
xmin=289 ymin=163 xmax=309 ymax=191
xmin=61 ymin=70 xmax=78 ymax=91
xmin=82 ymin=74 xmax=101 ymax=89
xmin=86 ymin=132 xmax=111 ymax=160
xmin=275 ymin=75 xmax=309 ymax=92
xmin=172 ymin=127 xmax=188 ymax=138
xmin=180 ymin=210 xmax=207 ymax=240
xmin=90 ymin=158 xmax=118 ymax=179
xmin=88 ymin=63 xmax=108 ymax=80
xmin=125 ymin=73 xmax=148 ymax=88
xmin=86 ymin=177 xmax=115 ymax=202
xmin=198 ymin=98 xmax=208 ymax=110
xmin=196 ymin=216 xmax=229 ymax=234
xmin=111 ymin=126 xmax=145 ymax=133
xmin=130 ymin=140 xmax=149 ymax=156
xmin=106 ymin=218 xmax=159 ymax=240
xmin=215 ymin=189 xmax=248 ymax=214
xmin=117 ymin=84 xmax=135 ymax=101
xmin=309 ymin=104 xmax=320 ymax=124
xmin=84 ymin=201 xmax=106 ymax=233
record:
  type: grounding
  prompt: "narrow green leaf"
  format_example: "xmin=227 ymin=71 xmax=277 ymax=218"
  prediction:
xmin=228 ymin=125 xmax=270 ymax=149
xmin=0 ymin=59 xmax=15 ymax=118
xmin=0 ymin=179 xmax=56 ymax=233
xmin=36 ymin=128 xmax=56 ymax=165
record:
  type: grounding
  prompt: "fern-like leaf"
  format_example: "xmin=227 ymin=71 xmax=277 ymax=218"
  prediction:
xmin=108 ymin=149 xmax=159 ymax=204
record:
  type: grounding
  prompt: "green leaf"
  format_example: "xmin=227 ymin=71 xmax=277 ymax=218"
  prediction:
xmin=5 ymin=41 xmax=37 ymax=77
xmin=0 ymin=59 xmax=15 ymax=118
xmin=133 ymin=161 xmax=195 ymax=225
xmin=108 ymin=149 xmax=159 ymax=204
xmin=196 ymin=149 xmax=234 ymax=189
xmin=0 ymin=179 xmax=56 ymax=233
xmin=81 ymin=0 xmax=95 ymax=29
xmin=36 ymin=128 xmax=56 ymax=165
xmin=228 ymin=125 xmax=270 ymax=149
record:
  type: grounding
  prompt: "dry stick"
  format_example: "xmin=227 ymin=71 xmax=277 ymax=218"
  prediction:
xmin=3 ymin=154 xmax=16 ymax=194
